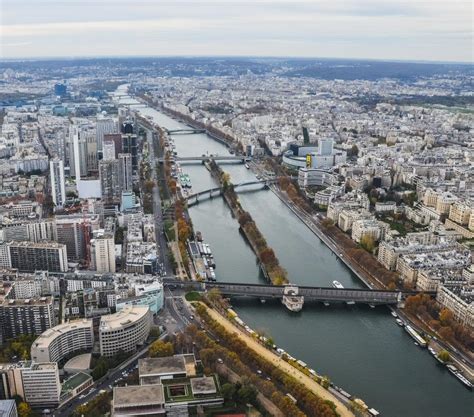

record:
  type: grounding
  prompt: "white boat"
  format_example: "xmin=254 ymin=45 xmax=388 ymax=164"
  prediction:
xmin=391 ymin=311 xmax=398 ymax=318
xmin=405 ymin=325 xmax=427 ymax=347
xmin=332 ymin=280 xmax=344 ymax=289
xmin=245 ymin=163 xmax=250 ymax=169
xmin=323 ymin=301 xmax=330 ymax=307
xmin=396 ymin=318 xmax=404 ymax=326
xmin=453 ymin=372 xmax=473 ymax=390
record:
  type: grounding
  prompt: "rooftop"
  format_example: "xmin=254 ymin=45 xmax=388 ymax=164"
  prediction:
xmin=32 ymin=319 xmax=92 ymax=348
xmin=99 ymin=305 xmax=149 ymax=332
xmin=61 ymin=372 xmax=92 ymax=393
xmin=190 ymin=376 xmax=217 ymax=395
xmin=113 ymin=385 xmax=164 ymax=408
xmin=139 ymin=355 xmax=186 ymax=377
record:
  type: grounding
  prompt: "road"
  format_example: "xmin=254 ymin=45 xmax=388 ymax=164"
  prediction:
xmin=54 ymin=287 xmax=193 ymax=416
xmin=201 ymin=304 xmax=355 ymax=417
xmin=145 ymin=127 xmax=173 ymax=276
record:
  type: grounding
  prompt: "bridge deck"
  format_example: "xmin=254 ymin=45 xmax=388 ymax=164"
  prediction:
xmin=163 ymin=280 xmax=432 ymax=305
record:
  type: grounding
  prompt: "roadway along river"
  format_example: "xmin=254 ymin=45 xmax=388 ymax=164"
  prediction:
xmin=117 ymin=89 xmax=471 ymax=417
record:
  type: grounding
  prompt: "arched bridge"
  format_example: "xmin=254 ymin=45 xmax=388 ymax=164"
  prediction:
xmin=165 ymin=128 xmax=207 ymax=135
xmin=163 ymin=279 xmax=435 ymax=310
xmin=186 ymin=179 xmax=278 ymax=206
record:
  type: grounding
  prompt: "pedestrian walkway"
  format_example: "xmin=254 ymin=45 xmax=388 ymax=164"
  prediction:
xmin=203 ymin=305 xmax=354 ymax=417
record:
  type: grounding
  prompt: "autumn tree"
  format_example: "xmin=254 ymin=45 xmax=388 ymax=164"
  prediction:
xmin=360 ymin=234 xmax=376 ymax=252
xmin=17 ymin=402 xmax=32 ymax=417
xmin=149 ymin=340 xmax=174 ymax=358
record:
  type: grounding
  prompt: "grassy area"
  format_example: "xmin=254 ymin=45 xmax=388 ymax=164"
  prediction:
xmin=185 ymin=291 xmax=202 ymax=302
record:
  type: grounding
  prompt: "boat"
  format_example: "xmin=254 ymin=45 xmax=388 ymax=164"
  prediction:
xmin=323 ymin=302 xmax=330 ymax=307
xmin=396 ymin=318 xmax=404 ymax=326
xmin=453 ymin=372 xmax=473 ymax=390
xmin=245 ymin=163 xmax=250 ymax=169
xmin=391 ymin=311 xmax=398 ymax=318
xmin=332 ymin=280 xmax=344 ymax=289
xmin=405 ymin=325 xmax=427 ymax=347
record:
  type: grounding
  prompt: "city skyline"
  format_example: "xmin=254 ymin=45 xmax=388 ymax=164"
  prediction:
xmin=1 ymin=0 xmax=472 ymax=63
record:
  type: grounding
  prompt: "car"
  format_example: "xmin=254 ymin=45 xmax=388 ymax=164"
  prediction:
xmin=217 ymin=358 xmax=223 ymax=364
xmin=189 ymin=315 xmax=195 ymax=320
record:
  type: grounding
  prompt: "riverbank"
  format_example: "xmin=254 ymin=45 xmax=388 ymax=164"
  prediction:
xmin=194 ymin=302 xmax=356 ymax=417
xmin=207 ymin=161 xmax=288 ymax=285
xmin=265 ymin=179 xmax=474 ymax=379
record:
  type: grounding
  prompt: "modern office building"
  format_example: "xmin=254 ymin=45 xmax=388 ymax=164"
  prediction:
xmin=99 ymin=153 xmax=133 ymax=205
xmin=0 ymin=297 xmax=54 ymax=339
xmin=7 ymin=241 xmax=68 ymax=272
xmin=30 ymin=319 xmax=94 ymax=363
xmin=50 ymin=158 xmax=66 ymax=208
xmin=55 ymin=214 xmax=100 ymax=261
xmin=0 ymin=399 xmax=17 ymax=417
xmin=116 ymin=281 xmax=164 ymax=315
xmin=21 ymin=362 xmax=61 ymax=408
xmin=112 ymin=385 xmax=165 ymax=416
xmin=118 ymin=153 xmax=133 ymax=192
xmin=99 ymin=159 xmax=122 ymax=205
xmin=90 ymin=231 xmax=116 ymax=273
xmin=99 ymin=305 xmax=151 ymax=357
xmin=96 ymin=117 xmax=117 ymax=152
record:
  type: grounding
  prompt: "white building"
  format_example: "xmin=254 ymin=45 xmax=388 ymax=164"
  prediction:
xmin=21 ymin=362 xmax=61 ymax=408
xmin=49 ymin=158 xmax=66 ymax=208
xmin=99 ymin=305 xmax=151 ymax=357
xmin=30 ymin=319 xmax=94 ymax=363
xmin=91 ymin=232 xmax=116 ymax=273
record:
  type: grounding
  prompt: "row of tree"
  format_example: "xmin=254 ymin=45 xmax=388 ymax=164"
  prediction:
xmin=193 ymin=304 xmax=339 ymax=417
xmin=405 ymin=294 xmax=473 ymax=351
xmin=209 ymin=162 xmax=288 ymax=285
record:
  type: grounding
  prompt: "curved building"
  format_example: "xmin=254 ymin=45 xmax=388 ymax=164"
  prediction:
xmin=99 ymin=305 xmax=151 ymax=357
xmin=30 ymin=319 xmax=93 ymax=364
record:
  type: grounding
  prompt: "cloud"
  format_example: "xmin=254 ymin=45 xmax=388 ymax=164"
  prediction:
xmin=0 ymin=0 xmax=472 ymax=62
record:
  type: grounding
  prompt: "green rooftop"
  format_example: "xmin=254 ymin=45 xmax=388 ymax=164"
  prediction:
xmin=62 ymin=372 xmax=92 ymax=393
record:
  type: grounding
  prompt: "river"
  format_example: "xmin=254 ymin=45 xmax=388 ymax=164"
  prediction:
xmin=116 ymin=87 xmax=472 ymax=417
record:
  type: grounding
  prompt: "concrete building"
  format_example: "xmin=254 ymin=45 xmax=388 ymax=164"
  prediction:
xmin=0 ymin=400 xmax=17 ymax=417
xmin=21 ymin=362 xmax=61 ymax=408
xmin=297 ymin=168 xmax=335 ymax=188
xmin=90 ymin=231 xmax=116 ymax=273
xmin=96 ymin=117 xmax=117 ymax=152
xmin=49 ymin=158 xmax=66 ymax=208
xmin=7 ymin=241 xmax=68 ymax=272
xmin=30 ymin=319 xmax=93 ymax=363
xmin=113 ymin=385 xmax=165 ymax=416
xmin=99 ymin=305 xmax=151 ymax=357
xmin=1 ymin=296 xmax=54 ymax=339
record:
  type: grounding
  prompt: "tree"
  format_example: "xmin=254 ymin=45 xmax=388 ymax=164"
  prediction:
xmin=207 ymin=288 xmax=222 ymax=304
xmin=439 ymin=308 xmax=454 ymax=327
xmin=437 ymin=350 xmax=451 ymax=363
xmin=149 ymin=340 xmax=174 ymax=358
xmin=221 ymin=383 xmax=236 ymax=401
xmin=236 ymin=383 xmax=257 ymax=404
xmin=360 ymin=234 xmax=376 ymax=252
xmin=17 ymin=402 xmax=32 ymax=417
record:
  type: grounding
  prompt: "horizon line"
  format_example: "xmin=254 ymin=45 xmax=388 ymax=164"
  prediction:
xmin=0 ymin=54 xmax=472 ymax=66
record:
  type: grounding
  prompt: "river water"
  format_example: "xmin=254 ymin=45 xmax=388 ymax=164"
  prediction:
xmin=117 ymin=88 xmax=472 ymax=417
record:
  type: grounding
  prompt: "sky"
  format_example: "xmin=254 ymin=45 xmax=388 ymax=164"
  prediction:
xmin=0 ymin=0 xmax=472 ymax=62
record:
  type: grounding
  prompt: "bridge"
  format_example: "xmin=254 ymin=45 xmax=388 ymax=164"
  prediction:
xmin=158 ymin=155 xmax=249 ymax=164
xmin=186 ymin=179 xmax=277 ymax=206
xmin=165 ymin=128 xmax=207 ymax=135
xmin=163 ymin=279 xmax=433 ymax=310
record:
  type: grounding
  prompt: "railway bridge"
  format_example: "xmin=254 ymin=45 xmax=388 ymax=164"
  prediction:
xmin=163 ymin=279 xmax=433 ymax=310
